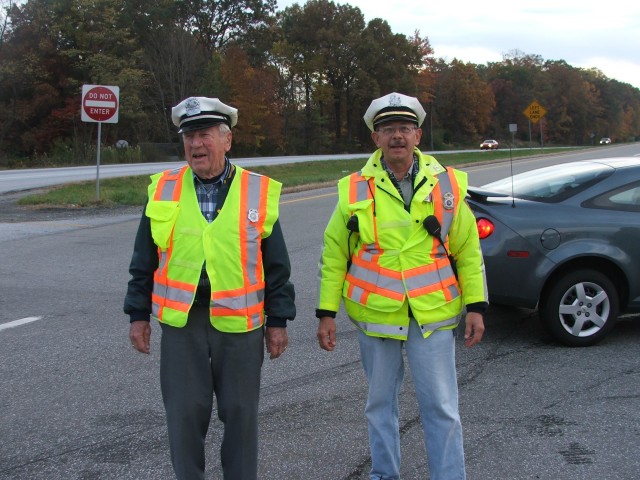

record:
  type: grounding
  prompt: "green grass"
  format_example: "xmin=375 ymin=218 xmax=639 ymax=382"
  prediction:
xmin=16 ymin=148 xmax=573 ymax=207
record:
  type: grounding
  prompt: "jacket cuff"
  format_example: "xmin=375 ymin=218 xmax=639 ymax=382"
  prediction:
xmin=129 ymin=311 xmax=151 ymax=323
xmin=266 ymin=317 xmax=288 ymax=328
xmin=315 ymin=309 xmax=337 ymax=319
xmin=465 ymin=302 xmax=489 ymax=315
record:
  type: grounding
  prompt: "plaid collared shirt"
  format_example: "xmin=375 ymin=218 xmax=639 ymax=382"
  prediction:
xmin=193 ymin=158 xmax=231 ymax=223
xmin=380 ymin=154 xmax=418 ymax=206
xmin=193 ymin=158 xmax=232 ymax=295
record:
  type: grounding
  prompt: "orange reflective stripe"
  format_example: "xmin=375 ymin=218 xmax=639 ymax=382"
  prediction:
xmin=431 ymin=180 xmax=444 ymax=257
xmin=442 ymin=169 xmax=458 ymax=236
xmin=212 ymin=302 xmax=264 ymax=316
xmin=349 ymin=172 xmax=374 ymax=204
xmin=346 ymin=255 xmax=405 ymax=302
xmin=212 ymin=281 xmax=264 ymax=299
xmin=404 ymin=260 xmax=458 ymax=297
xmin=443 ymin=283 xmax=459 ymax=301
xmin=239 ymin=172 xmax=268 ymax=287
xmin=153 ymin=166 xmax=186 ymax=201
xmin=211 ymin=303 xmax=264 ymax=330
xmin=347 ymin=283 xmax=371 ymax=305
xmin=210 ymin=170 xmax=269 ymax=326
xmin=151 ymin=166 xmax=197 ymax=322
xmin=429 ymin=169 xmax=459 ymax=258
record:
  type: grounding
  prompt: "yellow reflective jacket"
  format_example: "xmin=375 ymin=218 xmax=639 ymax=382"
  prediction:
xmin=318 ymin=148 xmax=487 ymax=340
xmin=146 ymin=165 xmax=281 ymax=331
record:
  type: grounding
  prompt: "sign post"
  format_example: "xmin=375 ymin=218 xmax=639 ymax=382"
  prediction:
xmin=81 ymin=85 xmax=120 ymax=199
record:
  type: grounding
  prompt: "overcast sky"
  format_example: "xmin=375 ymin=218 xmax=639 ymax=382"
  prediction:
xmin=277 ymin=0 xmax=640 ymax=90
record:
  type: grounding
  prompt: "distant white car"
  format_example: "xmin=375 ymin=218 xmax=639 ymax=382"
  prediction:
xmin=600 ymin=137 xmax=612 ymax=145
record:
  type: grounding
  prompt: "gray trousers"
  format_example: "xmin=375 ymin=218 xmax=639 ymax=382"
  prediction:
xmin=160 ymin=306 xmax=264 ymax=480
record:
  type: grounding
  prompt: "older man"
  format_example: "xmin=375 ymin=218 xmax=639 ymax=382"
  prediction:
xmin=316 ymin=92 xmax=487 ymax=480
xmin=124 ymin=96 xmax=296 ymax=480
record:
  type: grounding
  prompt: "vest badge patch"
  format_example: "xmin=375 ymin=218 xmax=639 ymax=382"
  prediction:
xmin=247 ymin=208 xmax=259 ymax=223
xmin=443 ymin=192 xmax=455 ymax=210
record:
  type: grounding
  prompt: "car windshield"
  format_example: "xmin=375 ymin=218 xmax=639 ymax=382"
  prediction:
xmin=481 ymin=162 xmax=614 ymax=202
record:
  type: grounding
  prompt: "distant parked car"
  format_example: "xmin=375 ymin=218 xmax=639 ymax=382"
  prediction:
xmin=467 ymin=158 xmax=640 ymax=347
xmin=480 ymin=139 xmax=499 ymax=150
xmin=599 ymin=137 xmax=612 ymax=144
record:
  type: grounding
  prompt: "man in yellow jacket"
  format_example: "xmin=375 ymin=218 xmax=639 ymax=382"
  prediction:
xmin=124 ymin=96 xmax=296 ymax=480
xmin=317 ymin=92 xmax=487 ymax=480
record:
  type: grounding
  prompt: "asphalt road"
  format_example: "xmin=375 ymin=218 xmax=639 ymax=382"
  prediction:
xmin=1 ymin=147 xmax=639 ymax=479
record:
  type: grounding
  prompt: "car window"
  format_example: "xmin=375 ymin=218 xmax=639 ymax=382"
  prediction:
xmin=481 ymin=163 xmax=614 ymax=202
xmin=583 ymin=181 xmax=640 ymax=212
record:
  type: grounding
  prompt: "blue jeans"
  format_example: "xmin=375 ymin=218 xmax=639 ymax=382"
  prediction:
xmin=357 ymin=320 xmax=466 ymax=480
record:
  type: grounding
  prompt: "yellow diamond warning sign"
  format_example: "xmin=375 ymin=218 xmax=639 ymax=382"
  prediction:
xmin=523 ymin=100 xmax=547 ymax=124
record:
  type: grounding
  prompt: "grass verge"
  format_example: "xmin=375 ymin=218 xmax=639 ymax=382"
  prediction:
xmin=16 ymin=148 xmax=572 ymax=207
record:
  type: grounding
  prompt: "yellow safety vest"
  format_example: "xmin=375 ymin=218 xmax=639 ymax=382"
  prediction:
xmin=146 ymin=165 xmax=281 ymax=331
xmin=318 ymin=148 xmax=487 ymax=340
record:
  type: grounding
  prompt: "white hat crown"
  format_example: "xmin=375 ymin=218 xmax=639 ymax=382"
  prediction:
xmin=171 ymin=96 xmax=238 ymax=133
xmin=363 ymin=92 xmax=427 ymax=131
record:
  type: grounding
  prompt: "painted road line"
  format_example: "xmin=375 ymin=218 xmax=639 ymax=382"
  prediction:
xmin=0 ymin=316 xmax=43 ymax=331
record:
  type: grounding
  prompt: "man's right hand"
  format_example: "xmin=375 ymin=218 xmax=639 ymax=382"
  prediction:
xmin=129 ymin=320 xmax=151 ymax=354
xmin=317 ymin=316 xmax=337 ymax=351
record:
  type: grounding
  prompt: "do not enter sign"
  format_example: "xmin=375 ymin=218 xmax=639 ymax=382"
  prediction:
xmin=81 ymin=85 xmax=119 ymax=123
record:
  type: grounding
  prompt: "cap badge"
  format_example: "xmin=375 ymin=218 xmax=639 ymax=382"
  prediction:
xmin=247 ymin=208 xmax=259 ymax=223
xmin=184 ymin=98 xmax=201 ymax=117
xmin=443 ymin=192 xmax=455 ymax=210
xmin=388 ymin=93 xmax=402 ymax=107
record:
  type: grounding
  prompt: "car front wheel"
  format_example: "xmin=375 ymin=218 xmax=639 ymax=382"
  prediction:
xmin=539 ymin=269 xmax=619 ymax=347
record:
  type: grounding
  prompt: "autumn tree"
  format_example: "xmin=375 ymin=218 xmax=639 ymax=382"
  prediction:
xmin=434 ymin=59 xmax=495 ymax=143
xmin=178 ymin=0 xmax=277 ymax=54
xmin=220 ymin=45 xmax=283 ymax=155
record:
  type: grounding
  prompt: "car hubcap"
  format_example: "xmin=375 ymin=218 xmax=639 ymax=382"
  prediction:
xmin=558 ymin=282 xmax=610 ymax=337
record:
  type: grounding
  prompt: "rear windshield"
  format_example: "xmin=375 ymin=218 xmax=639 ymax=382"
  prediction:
xmin=481 ymin=163 xmax=614 ymax=202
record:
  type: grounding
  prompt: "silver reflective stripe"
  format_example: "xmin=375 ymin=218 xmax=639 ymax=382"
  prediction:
xmin=359 ymin=245 xmax=381 ymax=260
xmin=245 ymin=172 xmax=263 ymax=285
xmin=348 ymin=263 xmax=405 ymax=294
xmin=353 ymin=174 xmax=370 ymax=201
xmin=349 ymin=285 xmax=366 ymax=303
xmin=349 ymin=314 xmax=460 ymax=337
xmin=349 ymin=316 xmax=409 ymax=336
xmin=152 ymin=301 xmax=159 ymax=317
xmin=417 ymin=315 xmax=460 ymax=330
xmin=438 ymin=171 xmax=455 ymax=238
xmin=157 ymin=167 xmax=183 ymax=201
xmin=165 ymin=285 xmax=194 ymax=305
xmin=247 ymin=313 xmax=262 ymax=330
xmin=212 ymin=288 xmax=264 ymax=310
xmin=404 ymin=269 xmax=442 ymax=291
xmin=158 ymin=250 xmax=168 ymax=272
xmin=153 ymin=282 xmax=168 ymax=301
xmin=446 ymin=284 xmax=459 ymax=299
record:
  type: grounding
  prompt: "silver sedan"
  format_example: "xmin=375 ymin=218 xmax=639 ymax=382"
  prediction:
xmin=467 ymin=157 xmax=640 ymax=346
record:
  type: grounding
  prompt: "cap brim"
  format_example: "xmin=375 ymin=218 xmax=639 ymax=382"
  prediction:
xmin=373 ymin=114 xmax=419 ymax=128
xmin=178 ymin=118 xmax=227 ymax=134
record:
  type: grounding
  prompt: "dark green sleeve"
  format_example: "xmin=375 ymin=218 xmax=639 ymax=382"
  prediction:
xmin=123 ymin=204 xmax=158 ymax=322
xmin=262 ymin=219 xmax=296 ymax=327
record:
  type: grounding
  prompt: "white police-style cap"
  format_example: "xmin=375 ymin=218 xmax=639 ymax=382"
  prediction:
xmin=171 ymin=97 xmax=238 ymax=133
xmin=363 ymin=92 xmax=427 ymax=131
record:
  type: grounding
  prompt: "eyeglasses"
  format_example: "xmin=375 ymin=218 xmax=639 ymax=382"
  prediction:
xmin=376 ymin=125 xmax=418 ymax=136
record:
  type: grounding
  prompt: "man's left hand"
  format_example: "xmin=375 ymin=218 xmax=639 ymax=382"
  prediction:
xmin=265 ymin=327 xmax=289 ymax=359
xmin=464 ymin=312 xmax=485 ymax=348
